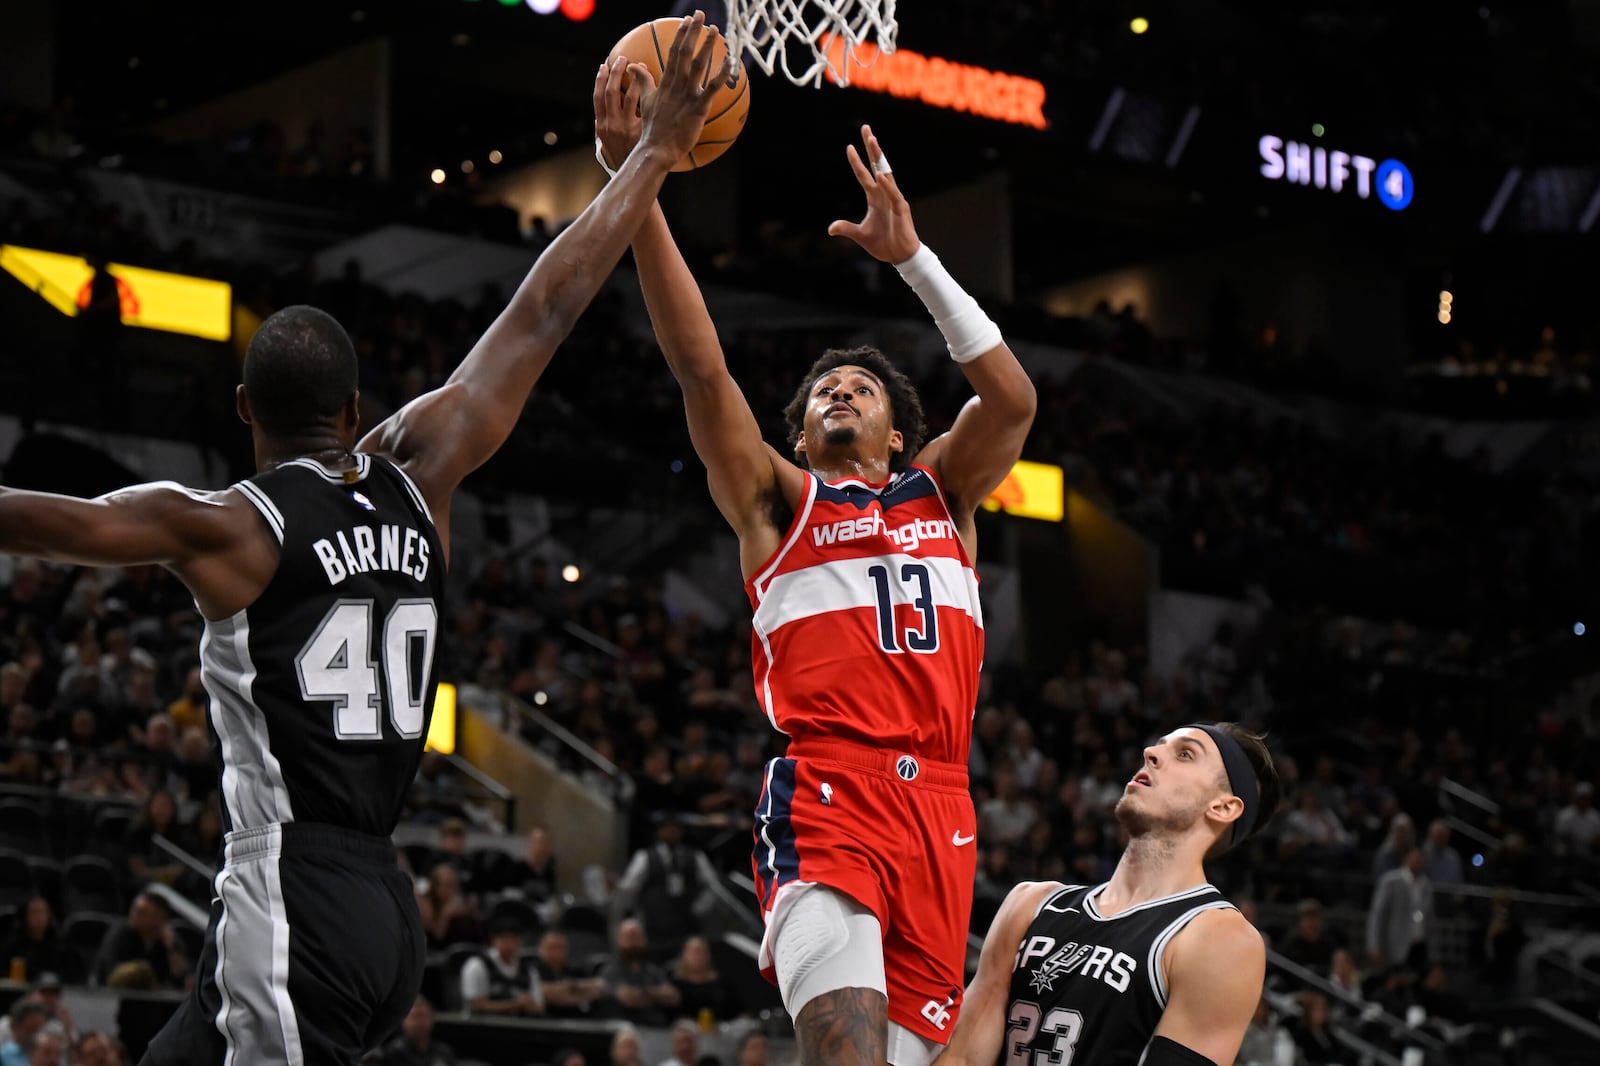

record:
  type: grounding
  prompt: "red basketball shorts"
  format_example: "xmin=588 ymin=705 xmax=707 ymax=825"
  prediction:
xmin=752 ymin=738 xmax=977 ymax=1044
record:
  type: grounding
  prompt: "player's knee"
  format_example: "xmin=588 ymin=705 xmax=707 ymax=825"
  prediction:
xmin=773 ymin=887 xmax=886 ymax=1020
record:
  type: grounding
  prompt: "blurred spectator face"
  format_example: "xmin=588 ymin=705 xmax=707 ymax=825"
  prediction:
xmin=10 ymin=1003 xmax=47 ymax=1048
xmin=737 ymin=1033 xmax=768 ymax=1066
xmin=1427 ymin=821 xmax=1450 ymax=849
xmin=491 ymin=927 xmax=522 ymax=962
xmin=615 ymin=919 xmax=647 ymax=961
xmin=527 ymin=826 xmax=553 ymax=865
xmin=1404 ymin=847 xmax=1425 ymax=876
xmin=27 ymin=1032 xmax=62 ymax=1066
xmin=539 ymin=932 xmax=569 ymax=970
xmin=679 ymin=936 xmax=711 ymax=976
xmin=68 ymin=709 xmax=97 ymax=747
xmin=670 ymin=1023 xmax=698 ymax=1064
xmin=74 ymin=1034 xmax=116 ymax=1066
xmin=656 ymin=818 xmax=683 ymax=847
xmin=24 ymin=897 xmax=51 ymax=938
xmin=179 ymin=728 xmax=210 ymax=762
xmin=0 ymin=664 xmax=25 ymax=705
xmin=9 ymin=704 xmax=37 ymax=737
xmin=428 ymin=865 xmax=461 ymax=903
xmin=129 ymin=894 xmax=166 ymax=939
xmin=401 ymin=998 xmax=434 ymax=1045
xmin=146 ymin=790 xmax=176 ymax=829
xmin=554 ymin=1053 xmax=585 ymax=1066
xmin=1297 ymin=903 xmax=1324 ymax=940
xmin=126 ymin=666 xmax=156 ymax=707
xmin=1331 ymin=949 xmax=1357 ymax=983
xmin=145 ymin=715 xmax=175 ymax=753
xmin=1391 ymin=816 xmax=1415 ymax=850
xmin=439 ymin=821 xmax=466 ymax=857
xmin=611 ymin=1029 xmax=641 ymax=1066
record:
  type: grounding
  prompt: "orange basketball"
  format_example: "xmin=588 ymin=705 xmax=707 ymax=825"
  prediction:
xmin=609 ymin=17 xmax=751 ymax=172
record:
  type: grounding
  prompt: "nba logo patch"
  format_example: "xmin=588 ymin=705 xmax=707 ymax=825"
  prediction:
xmin=349 ymin=490 xmax=376 ymax=512
xmin=820 ymin=782 xmax=833 ymax=805
xmin=896 ymin=755 xmax=920 ymax=781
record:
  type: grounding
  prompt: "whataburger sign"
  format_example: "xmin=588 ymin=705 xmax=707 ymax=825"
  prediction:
xmin=0 ymin=245 xmax=232 ymax=341
xmin=822 ymin=36 xmax=1048 ymax=129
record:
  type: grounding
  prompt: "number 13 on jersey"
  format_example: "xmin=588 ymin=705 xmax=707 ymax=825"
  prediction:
xmin=296 ymin=598 xmax=439 ymax=740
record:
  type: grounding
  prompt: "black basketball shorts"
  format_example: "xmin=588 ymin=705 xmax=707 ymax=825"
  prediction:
xmin=141 ymin=822 xmax=425 ymax=1066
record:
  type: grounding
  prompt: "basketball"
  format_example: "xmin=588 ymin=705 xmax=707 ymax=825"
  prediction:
xmin=609 ymin=17 xmax=751 ymax=172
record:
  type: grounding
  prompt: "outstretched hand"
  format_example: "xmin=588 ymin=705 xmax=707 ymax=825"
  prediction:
xmin=595 ymin=11 xmax=734 ymax=172
xmin=594 ymin=56 xmax=651 ymax=171
xmin=827 ymin=124 xmax=921 ymax=264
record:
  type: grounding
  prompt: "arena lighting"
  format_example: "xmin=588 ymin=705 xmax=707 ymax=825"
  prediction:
xmin=1576 ymin=622 xmax=1588 ymax=637
xmin=488 ymin=149 xmax=504 ymax=164
xmin=0 ymin=245 xmax=231 ymax=341
xmin=525 ymin=0 xmax=561 ymax=13
xmin=425 ymin=683 xmax=457 ymax=753
xmin=1129 ymin=17 xmax=1149 ymax=34
xmin=1259 ymin=134 xmax=1414 ymax=210
xmin=561 ymin=0 xmax=595 ymax=18
xmin=429 ymin=168 xmax=446 ymax=184
xmin=821 ymin=36 xmax=1048 ymax=129
xmin=981 ymin=460 xmax=1064 ymax=522
xmin=561 ymin=564 xmax=581 ymax=583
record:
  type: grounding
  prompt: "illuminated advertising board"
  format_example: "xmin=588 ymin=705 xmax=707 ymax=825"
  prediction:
xmin=0 ymin=245 xmax=232 ymax=341
xmin=1258 ymin=135 xmax=1414 ymax=211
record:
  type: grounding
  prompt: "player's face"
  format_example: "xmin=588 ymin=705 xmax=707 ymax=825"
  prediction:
xmin=1114 ymin=728 xmax=1227 ymax=836
xmin=798 ymin=366 xmax=903 ymax=463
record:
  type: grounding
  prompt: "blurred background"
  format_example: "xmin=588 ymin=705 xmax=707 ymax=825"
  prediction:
xmin=0 ymin=1 xmax=1597 ymax=1064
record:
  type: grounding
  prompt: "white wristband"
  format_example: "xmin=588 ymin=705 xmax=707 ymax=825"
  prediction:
xmin=893 ymin=244 xmax=1002 ymax=364
xmin=595 ymin=137 xmax=619 ymax=179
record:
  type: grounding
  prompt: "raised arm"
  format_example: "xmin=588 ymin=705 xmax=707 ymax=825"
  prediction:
xmin=828 ymin=125 xmax=1036 ymax=516
xmin=359 ymin=13 xmax=733 ymax=541
xmin=0 ymin=483 xmax=270 ymax=618
xmin=1148 ymin=908 xmax=1265 ymax=1066
xmin=595 ymin=70 xmax=804 ymax=573
xmin=933 ymin=881 xmax=1060 ymax=1066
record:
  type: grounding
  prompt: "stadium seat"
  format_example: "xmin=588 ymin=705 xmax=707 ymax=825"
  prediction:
xmin=61 ymin=911 xmax=120 ymax=984
xmin=440 ymin=943 xmax=486 ymax=1012
xmin=0 ymin=801 xmax=47 ymax=855
xmin=87 ymin=808 xmax=134 ymax=861
xmin=0 ymin=848 xmax=35 ymax=909
xmin=63 ymin=855 xmax=124 ymax=916
xmin=25 ymin=856 xmax=62 ymax=913
xmin=488 ymin=896 xmax=543 ymax=939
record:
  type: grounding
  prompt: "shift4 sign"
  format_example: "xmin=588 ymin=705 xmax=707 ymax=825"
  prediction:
xmin=1259 ymin=134 xmax=1414 ymax=211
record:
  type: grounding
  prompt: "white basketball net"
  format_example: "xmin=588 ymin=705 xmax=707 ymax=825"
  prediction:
xmin=726 ymin=0 xmax=899 ymax=89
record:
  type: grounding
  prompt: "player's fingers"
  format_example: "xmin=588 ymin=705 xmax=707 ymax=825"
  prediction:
xmin=688 ymin=24 xmax=720 ymax=90
xmin=592 ymin=61 xmax=609 ymax=120
xmin=666 ymin=12 xmax=706 ymax=84
xmin=604 ymin=56 xmax=628 ymax=119
xmin=706 ymin=43 xmax=735 ymax=97
xmin=844 ymin=143 xmax=876 ymax=189
xmin=624 ymin=63 xmax=654 ymax=115
xmin=827 ymin=220 xmax=862 ymax=240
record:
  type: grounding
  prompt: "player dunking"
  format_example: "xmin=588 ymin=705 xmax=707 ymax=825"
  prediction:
xmin=596 ymin=86 xmax=1037 ymax=1066
xmin=0 ymin=17 xmax=730 ymax=1066
xmin=936 ymin=725 xmax=1282 ymax=1066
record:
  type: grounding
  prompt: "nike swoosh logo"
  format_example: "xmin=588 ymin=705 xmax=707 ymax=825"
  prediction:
xmin=952 ymin=831 xmax=976 ymax=846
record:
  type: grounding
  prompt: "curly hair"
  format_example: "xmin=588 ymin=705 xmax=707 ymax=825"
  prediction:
xmin=781 ymin=347 xmax=927 ymax=472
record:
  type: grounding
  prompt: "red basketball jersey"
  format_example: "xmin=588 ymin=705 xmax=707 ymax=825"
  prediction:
xmin=746 ymin=465 xmax=983 ymax=764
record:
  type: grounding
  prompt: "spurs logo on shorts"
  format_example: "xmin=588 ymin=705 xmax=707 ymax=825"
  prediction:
xmin=896 ymin=754 xmax=920 ymax=781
